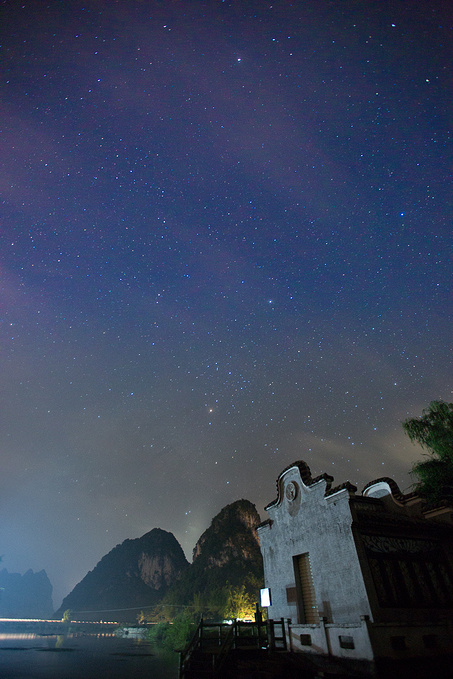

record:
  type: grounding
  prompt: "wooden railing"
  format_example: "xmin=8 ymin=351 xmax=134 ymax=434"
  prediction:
xmin=212 ymin=623 xmax=235 ymax=674
xmin=179 ymin=618 xmax=272 ymax=678
xmin=179 ymin=619 xmax=204 ymax=678
xmin=267 ymin=617 xmax=288 ymax=650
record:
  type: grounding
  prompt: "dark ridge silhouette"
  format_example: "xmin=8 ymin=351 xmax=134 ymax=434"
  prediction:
xmin=54 ymin=528 xmax=189 ymax=620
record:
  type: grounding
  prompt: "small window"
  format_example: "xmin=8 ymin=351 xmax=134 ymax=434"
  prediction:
xmin=390 ymin=636 xmax=406 ymax=651
xmin=300 ymin=634 xmax=312 ymax=646
xmin=286 ymin=586 xmax=297 ymax=603
xmin=339 ymin=635 xmax=355 ymax=650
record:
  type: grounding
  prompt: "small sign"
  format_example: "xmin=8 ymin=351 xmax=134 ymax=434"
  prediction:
xmin=260 ymin=587 xmax=271 ymax=607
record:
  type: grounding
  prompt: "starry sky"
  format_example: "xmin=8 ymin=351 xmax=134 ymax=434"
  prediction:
xmin=0 ymin=0 xmax=451 ymax=610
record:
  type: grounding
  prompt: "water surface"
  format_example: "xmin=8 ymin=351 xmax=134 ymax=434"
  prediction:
xmin=0 ymin=633 xmax=178 ymax=678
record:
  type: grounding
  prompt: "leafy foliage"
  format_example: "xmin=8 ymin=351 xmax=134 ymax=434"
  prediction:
xmin=148 ymin=611 xmax=196 ymax=651
xmin=223 ymin=583 xmax=256 ymax=620
xmin=403 ymin=400 xmax=453 ymax=505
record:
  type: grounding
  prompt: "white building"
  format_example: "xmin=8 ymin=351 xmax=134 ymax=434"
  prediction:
xmin=257 ymin=461 xmax=453 ymax=666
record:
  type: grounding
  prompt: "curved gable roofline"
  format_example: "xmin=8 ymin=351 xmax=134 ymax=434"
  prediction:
xmin=265 ymin=460 xmax=334 ymax=510
xmin=362 ymin=476 xmax=407 ymax=501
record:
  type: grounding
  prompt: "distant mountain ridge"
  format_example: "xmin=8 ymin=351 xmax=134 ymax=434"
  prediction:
xmin=0 ymin=568 xmax=53 ymax=618
xmin=55 ymin=528 xmax=189 ymax=619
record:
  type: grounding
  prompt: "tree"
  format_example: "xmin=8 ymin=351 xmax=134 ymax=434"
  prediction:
xmin=223 ymin=584 xmax=256 ymax=621
xmin=148 ymin=611 xmax=195 ymax=651
xmin=61 ymin=609 xmax=73 ymax=623
xmin=402 ymin=400 xmax=453 ymax=505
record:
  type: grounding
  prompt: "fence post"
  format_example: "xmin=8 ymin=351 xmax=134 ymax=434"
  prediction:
xmin=319 ymin=616 xmax=331 ymax=656
xmin=268 ymin=619 xmax=275 ymax=651
xmin=280 ymin=618 xmax=286 ymax=650
xmin=287 ymin=618 xmax=292 ymax=652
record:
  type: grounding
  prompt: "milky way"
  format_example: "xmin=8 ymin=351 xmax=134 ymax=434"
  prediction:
xmin=0 ymin=1 xmax=451 ymax=607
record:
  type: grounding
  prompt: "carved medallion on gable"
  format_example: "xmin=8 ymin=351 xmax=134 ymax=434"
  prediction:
xmin=285 ymin=480 xmax=301 ymax=516
xmin=286 ymin=481 xmax=298 ymax=502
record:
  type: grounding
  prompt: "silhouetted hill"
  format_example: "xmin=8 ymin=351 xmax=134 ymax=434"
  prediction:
xmin=163 ymin=499 xmax=264 ymax=613
xmin=193 ymin=499 xmax=261 ymax=566
xmin=56 ymin=501 xmax=263 ymax=622
xmin=0 ymin=568 xmax=53 ymax=618
xmin=55 ymin=528 xmax=189 ymax=620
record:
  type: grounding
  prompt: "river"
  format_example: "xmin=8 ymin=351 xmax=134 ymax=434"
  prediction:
xmin=0 ymin=632 xmax=179 ymax=678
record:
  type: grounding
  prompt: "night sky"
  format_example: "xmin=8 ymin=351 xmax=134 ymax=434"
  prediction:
xmin=1 ymin=0 xmax=451 ymax=609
